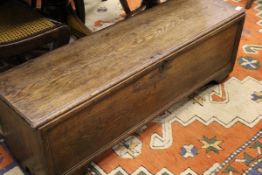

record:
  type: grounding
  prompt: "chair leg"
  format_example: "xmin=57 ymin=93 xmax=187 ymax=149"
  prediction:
xmin=246 ymin=0 xmax=255 ymax=9
xmin=119 ymin=0 xmax=131 ymax=16
xmin=53 ymin=37 xmax=70 ymax=49
xmin=53 ymin=26 xmax=71 ymax=49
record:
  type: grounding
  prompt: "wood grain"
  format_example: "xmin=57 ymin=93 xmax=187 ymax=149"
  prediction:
xmin=0 ymin=0 xmax=245 ymax=174
xmin=0 ymin=0 xmax=244 ymax=128
xmin=47 ymin=24 xmax=240 ymax=174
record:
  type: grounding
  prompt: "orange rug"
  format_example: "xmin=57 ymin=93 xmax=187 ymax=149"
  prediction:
xmin=0 ymin=0 xmax=261 ymax=174
xmin=85 ymin=0 xmax=262 ymax=175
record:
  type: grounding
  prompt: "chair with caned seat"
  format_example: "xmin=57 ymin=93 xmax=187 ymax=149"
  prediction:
xmin=0 ymin=0 xmax=70 ymax=69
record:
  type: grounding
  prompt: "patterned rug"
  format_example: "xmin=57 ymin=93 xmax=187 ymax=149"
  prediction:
xmin=1 ymin=0 xmax=262 ymax=174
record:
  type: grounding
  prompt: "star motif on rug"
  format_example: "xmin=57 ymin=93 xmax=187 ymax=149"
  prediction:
xmin=112 ymin=135 xmax=142 ymax=159
xmin=201 ymin=136 xmax=223 ymax=154
xmin=180 ymin=144 xmax=198 ymax=158
xmin=222 ymin=166 xmax=239 ymax=174
xmin=192 ymin=95 xmax=206 ymax=106
xmin=251 ymin=91 xmax=262 ymax=103
xmin=250 ymin=141 xmax=262 ymax=155
xmin=235 ymin=152 xmax=255 ymax=166
xmin=238 ymin=57 xmax=260 ymax=70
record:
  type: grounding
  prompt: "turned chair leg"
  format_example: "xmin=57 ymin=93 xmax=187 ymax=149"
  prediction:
xmin=53 ymin=26 xmax=71 ymax=49
xmin=246 ymin=0 xmax=255 ymax=9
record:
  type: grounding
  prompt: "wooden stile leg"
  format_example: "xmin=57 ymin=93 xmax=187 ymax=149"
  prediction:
xmin=246 ymin=0 xmax=255 ymax=9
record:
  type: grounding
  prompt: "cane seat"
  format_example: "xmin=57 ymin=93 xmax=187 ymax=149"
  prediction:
xmin=0 ymin=0 xmax=70 ymax=58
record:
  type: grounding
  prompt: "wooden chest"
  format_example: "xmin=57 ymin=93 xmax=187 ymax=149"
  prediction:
xmin=0 ymin=0 xmax=245 ymax=174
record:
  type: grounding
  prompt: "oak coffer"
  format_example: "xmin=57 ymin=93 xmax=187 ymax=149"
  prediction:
xmin=0 ymin=0 xmax=245 ymax=174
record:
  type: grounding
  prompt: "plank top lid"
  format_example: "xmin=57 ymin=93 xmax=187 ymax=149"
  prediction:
xmin=0 ymin=0 xmax=245 ymax=128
